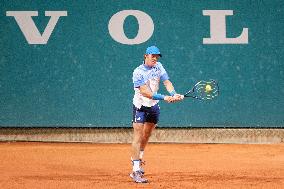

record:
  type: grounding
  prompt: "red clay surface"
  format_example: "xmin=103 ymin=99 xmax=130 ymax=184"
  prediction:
xmin=0 ymin=142 xmax=283 ymax=189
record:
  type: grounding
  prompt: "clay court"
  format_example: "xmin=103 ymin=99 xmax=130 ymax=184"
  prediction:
xmin=0 ymin=142 xmax=283 ymax=189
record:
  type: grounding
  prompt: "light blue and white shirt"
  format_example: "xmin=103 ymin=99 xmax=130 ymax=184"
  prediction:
xmin=132 ymin=62 xmax=169 ymax=108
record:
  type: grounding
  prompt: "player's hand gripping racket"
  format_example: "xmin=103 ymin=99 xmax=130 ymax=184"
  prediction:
xmin=183 ymin=80 xmax=219 ymax=100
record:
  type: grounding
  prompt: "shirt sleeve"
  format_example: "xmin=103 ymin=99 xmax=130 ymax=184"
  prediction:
xmin=159 ymin=63 xmax=170 ymax=81
xmin=133 ymin=70 xmax=145 ymax=87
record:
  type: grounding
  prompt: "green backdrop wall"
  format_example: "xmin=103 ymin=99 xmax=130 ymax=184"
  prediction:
xmin=1 ymin=0 xmax=283 ymax=127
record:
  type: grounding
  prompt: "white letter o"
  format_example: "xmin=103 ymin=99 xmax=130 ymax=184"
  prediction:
xmin=108 ymin=10 xmax=154 ymax=45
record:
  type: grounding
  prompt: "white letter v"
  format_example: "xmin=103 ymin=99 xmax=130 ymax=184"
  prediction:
xmin=6 ymin=11 xmax=67 ymax=44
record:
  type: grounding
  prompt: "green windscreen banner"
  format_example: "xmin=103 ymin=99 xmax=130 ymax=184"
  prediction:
xmin=1 ymin=0 xmax=283 ymax=127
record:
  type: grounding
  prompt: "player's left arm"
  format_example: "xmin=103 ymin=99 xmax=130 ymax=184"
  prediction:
xmin=159 ymin=63 xmax=183 ymax=101
xmin=163 ymin=80 xmax=184 ymax=101
xmin=163 ymin=79 xmax=175 ymax=94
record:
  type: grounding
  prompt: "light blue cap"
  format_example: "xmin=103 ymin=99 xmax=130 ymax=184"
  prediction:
xmin=145 ymin=46 xmax=162 ymax=57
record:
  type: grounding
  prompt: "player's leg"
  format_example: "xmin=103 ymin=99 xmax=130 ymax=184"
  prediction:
xmin=130 ymin=122 xmax=148 ymax=183
xmin=131 ymin=105 xmax=145 ymax=161
xmin=130 ymin=105 xmax=148 ymax=183
xmin=131 ymin=122 xmax=144 ymax=162
xmin=140 ymin=122 xmax=156 ymax=153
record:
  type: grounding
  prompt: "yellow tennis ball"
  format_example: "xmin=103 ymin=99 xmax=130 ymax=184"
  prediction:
xmin=205 ymin=84 xmax=212 ymax=92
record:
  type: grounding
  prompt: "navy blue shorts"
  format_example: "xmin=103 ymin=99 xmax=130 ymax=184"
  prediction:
xmin=132 ymin=104 xmax=160 ymax=124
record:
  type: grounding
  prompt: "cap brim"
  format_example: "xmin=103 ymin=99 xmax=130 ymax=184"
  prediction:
xmin=145 ymin=53 xmax=162 ymax=57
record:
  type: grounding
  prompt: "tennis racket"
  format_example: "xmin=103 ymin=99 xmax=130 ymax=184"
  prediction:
xmin=183 ymin=80 xmax=219 ymax=100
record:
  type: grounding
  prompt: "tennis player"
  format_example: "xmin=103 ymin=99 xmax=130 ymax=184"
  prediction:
xmin=130 ymin=46 xmax=183 ymax=183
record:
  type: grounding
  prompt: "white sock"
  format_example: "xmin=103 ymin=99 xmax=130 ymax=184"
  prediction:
xmin=139 ymin=150 xmax=144 ymax=159
xmin=132 ymin=160 xmax=140 ymax=172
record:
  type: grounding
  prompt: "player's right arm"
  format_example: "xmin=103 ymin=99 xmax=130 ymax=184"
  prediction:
xmin=138 ymin=84 xmax=174 ymax=103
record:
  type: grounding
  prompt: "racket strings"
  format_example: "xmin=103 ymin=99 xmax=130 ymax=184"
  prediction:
xmin=194 ymin=81 xmax=219 ymax=100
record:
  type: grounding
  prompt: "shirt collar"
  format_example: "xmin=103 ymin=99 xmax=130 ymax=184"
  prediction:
xmin=142 ymin=61 xmax=156 ymax=70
